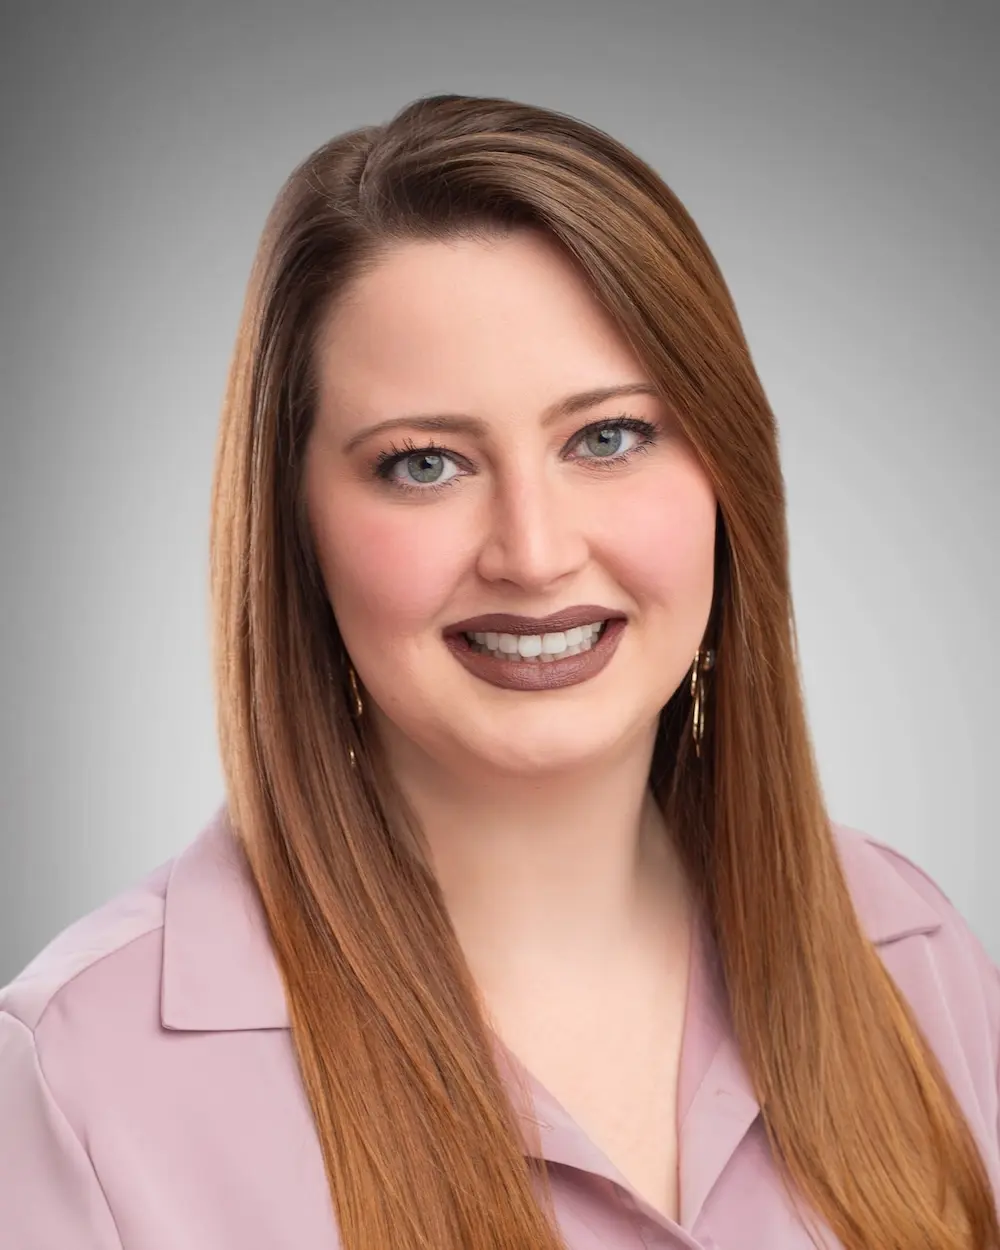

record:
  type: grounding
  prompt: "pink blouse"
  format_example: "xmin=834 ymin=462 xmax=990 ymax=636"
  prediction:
xmin=2 ymin=804 xmax=999 ymax=1248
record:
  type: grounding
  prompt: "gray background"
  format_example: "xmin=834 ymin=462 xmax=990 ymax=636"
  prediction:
xmin=1 ymin=0 xmax=997 ymax=984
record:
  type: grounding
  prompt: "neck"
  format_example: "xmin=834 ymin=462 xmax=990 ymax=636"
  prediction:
xmin=374 ymin=719 xmax=688 ymax=993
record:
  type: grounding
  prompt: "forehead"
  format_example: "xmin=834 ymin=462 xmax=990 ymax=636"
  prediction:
xmin=314 ymin=231 xmax=645 ymax=418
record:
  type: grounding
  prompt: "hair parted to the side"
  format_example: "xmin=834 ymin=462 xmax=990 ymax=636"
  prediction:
xmin=209 ymin=92 xmax=999 ymax=1250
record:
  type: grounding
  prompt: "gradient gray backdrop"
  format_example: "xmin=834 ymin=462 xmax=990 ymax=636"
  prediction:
xmin=1 ymin=0 xmax=997 ymax=983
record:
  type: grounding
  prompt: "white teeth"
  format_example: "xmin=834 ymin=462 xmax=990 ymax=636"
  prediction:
xmin=464 ymin=620 xmax=609 ymax=661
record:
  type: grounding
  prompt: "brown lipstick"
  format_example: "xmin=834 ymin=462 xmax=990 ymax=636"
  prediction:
xmin=442 ymin=605 xmax=627 ymax=691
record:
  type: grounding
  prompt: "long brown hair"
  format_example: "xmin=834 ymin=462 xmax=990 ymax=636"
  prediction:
xmin=209 ymin=93 xmax=998 ymax=1249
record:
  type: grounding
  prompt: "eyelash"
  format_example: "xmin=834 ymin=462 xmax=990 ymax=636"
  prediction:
xmin=371 ymin=414 xmax=659 ymax=496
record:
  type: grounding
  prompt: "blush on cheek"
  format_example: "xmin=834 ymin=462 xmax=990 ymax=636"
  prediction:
xmin=318 ymin=501 xmax=470 ymax=635
xmin=609 ymin=468 xmax=717 ymax=598
xmin=620 ymin=460 xmax=715 ymax=562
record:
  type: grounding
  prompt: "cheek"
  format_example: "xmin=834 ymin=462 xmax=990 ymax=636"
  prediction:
xmin=605 ymin=459 xmax=717 ymax=606
xmin=311 ymin=493 xmax=469 ymax=636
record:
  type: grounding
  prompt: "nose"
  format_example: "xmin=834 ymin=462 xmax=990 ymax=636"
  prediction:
xmin=475 ymin=465 xmax=589 ymax=591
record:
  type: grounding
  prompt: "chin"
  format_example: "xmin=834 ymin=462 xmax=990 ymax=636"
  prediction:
xmin=458 ymin=722 xmax=627 ymax=780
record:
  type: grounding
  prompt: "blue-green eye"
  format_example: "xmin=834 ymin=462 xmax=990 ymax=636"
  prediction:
xmin=392 ymin=451 xmax=460 ymax=486
xmin=581 ymin=426 xmax=625 ymax=457
xmin=373 ymin=440 xmax=466 ymax=492
xmin=571 ymin=416 xmax=656 ymax=461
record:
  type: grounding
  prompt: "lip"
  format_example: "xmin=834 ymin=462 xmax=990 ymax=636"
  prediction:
xmin=444 ymin=604 xmax=626 ymax=638
xmin=443 ymin=616 xmax=627 ymax=692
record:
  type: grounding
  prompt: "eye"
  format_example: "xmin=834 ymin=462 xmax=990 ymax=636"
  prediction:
xmin=374 ymin=442 xmax=466 ymax=492
xmin=569 ymin=416 xmax=657 ymax=462
xmin=578 ymin=426 xmax=631 ymax=458
xmin=391 ymin=450 xmax=461 ymax=487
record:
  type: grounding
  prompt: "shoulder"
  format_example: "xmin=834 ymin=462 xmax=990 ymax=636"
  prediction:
xmin=831 ymin=820 xmax=1000 ymax=1092
xmin=0 ymin=854 xmax=173 ymax=1036
xmin=831 ymin=819 xmax=988 ymax=948
xmin=0 ymin=852 xmax=187 ymax=1248
xmin=843 ymin=823 xmax=963 ymax=908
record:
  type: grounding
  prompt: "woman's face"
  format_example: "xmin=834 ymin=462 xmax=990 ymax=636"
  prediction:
xmin=304 ymin=229 xmax=717 ymax=779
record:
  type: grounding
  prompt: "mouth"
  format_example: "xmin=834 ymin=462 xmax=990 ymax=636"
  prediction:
xmin=460 ymin=618 xmax=609 ymax=661
xmin=442 ymin=606 xmax=627 ymax=692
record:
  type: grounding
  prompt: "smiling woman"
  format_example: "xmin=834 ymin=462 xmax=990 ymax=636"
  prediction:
xmin=2 ymin=93 xmax=1000 ymax=1250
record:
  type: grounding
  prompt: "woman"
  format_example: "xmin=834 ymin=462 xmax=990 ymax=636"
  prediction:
xmin=1 ymin=93 xmax=998 ymax=1250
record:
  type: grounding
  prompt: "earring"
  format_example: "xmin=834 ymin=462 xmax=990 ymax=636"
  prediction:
xmin=346 ymin=662 xmax=364 ymax=720
xmin=690 ymin=647 xmax=715 ymax=758
xmin=344 ymin=660 xmax=364 ymax=769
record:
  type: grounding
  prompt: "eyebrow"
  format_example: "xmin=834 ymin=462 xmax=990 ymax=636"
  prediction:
xmin=339 ymin=382 xmax=663 ymax=455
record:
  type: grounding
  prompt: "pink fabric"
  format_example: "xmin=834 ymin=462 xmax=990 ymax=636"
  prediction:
xmin=3 ymin=804 xmax=999 ymax=1248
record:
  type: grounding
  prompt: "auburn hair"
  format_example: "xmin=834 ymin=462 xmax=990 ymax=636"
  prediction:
xmin=209 ymin=93 xmax=998 ymax=1249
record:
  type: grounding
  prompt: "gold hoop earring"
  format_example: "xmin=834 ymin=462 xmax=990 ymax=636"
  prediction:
xmin=690 ymin=647 xmax=715 ymax=758
xmin=344 ymin=660 xmax=364 ymax=770
xmin=347 ymin=662 xmax=364 ymax=720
